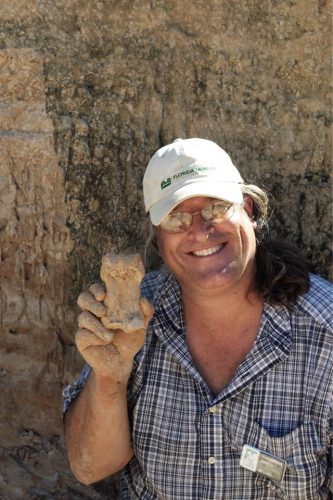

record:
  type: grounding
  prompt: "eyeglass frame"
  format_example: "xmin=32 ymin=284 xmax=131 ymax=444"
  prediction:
xmin=157 ymin=199 xmax=240 ymax=234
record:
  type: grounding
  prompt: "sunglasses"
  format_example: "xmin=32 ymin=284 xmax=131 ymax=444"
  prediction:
xmin=159 ymin=200 xmax=235 ymax=233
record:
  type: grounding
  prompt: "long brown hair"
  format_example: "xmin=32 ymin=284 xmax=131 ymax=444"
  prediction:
xmin=240 ymin=184 xmax=310 ymax=306
xmin=144 ymin=184 xmax=310 ymax=306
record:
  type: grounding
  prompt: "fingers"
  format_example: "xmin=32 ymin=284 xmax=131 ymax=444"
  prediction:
xmin=75 ymin=328 xmax=111 ymax=350
xmin=140 ymin=297 xmax=154 ymax=323
xmin=100 ymin=315 xmax=120 ymax=330
xmin=77 ymin=292 xmax=106 ymax=317
xmin=89 ymin=283 xmax=106 ymax=301
xmin=78 ymin=311 xmax=114 ymax=341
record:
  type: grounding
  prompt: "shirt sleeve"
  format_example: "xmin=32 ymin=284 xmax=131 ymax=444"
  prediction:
xmin=62 ymin=364 xmax=91 ymax=416
xmin=329 ymin=394 xmax=333 ymax=494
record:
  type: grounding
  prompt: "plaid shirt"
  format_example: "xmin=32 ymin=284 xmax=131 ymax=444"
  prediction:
xmin=63 ymin=272 xmax=333 ymax=499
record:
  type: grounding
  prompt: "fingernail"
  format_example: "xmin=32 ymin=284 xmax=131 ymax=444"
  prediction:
xmin=102 ymin=331 xmax=114 ymax=341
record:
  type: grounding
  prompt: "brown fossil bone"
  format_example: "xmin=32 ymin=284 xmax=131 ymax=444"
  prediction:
xmin=100 ymin=252 xmax=145 ymax=333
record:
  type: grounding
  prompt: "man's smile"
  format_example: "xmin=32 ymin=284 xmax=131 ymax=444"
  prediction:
xmin=189 ymin=243 xmax=226 ymax=257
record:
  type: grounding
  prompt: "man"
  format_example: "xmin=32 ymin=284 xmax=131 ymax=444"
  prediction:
xmin=63 ymin=138 xmax=333 ymax=499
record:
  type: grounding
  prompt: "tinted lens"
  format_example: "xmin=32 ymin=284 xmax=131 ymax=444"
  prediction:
xmin=202 ymin=201 xmax=233 ymax=223
xmin=160 ymin=212 xmax=193 ymax=233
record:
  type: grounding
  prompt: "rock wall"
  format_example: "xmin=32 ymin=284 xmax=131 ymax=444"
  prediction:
xmin=0 ymin=0 xmax=331 ymax=498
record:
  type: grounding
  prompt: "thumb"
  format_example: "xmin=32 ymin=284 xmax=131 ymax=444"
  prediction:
xmin=140 ymin=297 xmax=154 ymax=324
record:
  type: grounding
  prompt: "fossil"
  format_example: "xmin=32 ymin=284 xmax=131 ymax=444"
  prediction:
xmin=100 ymin=252 xmax=145 ymax=333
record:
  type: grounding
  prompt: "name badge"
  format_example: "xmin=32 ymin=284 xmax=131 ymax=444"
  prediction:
xmin=240 ymin=445 xmax=287 ymax=483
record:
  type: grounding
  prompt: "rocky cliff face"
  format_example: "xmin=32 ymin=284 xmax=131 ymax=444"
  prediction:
xmin=0 ymin=0 xmax=331 ymax=498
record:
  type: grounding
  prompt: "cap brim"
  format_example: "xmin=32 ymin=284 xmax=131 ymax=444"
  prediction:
xmin=149 ymin=181 xmax=243 ymax=226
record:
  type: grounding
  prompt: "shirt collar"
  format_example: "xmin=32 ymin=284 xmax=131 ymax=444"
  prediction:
xmin=153 ymin=272 xmax=184 ymax=331
xmin=154 ymin=273 xmax=291 ymax=338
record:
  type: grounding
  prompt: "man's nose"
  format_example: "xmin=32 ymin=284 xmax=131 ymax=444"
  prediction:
xmin=188 ymin=213 xmax=214 ymax=239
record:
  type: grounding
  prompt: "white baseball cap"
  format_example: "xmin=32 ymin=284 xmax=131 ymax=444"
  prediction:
xmin=143 ymin=138 xmax=244 ymax=226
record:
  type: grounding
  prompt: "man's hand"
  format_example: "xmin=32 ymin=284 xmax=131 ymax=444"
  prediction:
xmin=76 ymin=283 xmax=153 ymax=381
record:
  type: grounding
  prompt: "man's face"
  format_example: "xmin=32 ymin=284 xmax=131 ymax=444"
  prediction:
xmin=155 ymin=196 xmax=257 ymax=296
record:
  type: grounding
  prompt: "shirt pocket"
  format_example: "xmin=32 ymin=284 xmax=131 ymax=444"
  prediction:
xmin=224 ymin=419 xmax=328 ymax=499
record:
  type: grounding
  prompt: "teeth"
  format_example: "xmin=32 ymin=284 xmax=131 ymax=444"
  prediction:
xmin=192 ymin=244 xmax=222 ymax=257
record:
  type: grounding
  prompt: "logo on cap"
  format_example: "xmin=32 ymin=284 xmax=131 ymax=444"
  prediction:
xmin=161 ymin=178 xmax=171 ymax=190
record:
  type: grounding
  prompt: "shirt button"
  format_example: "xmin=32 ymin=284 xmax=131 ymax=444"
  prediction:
xmin=208 ymin=456 xmax=216 ymax=465
xmin=209 ymin=405 xmax=218 ymax=413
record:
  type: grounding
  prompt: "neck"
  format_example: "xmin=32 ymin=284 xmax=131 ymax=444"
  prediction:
xmin=180 ymin=279 xmax=264 ymax=394
xmin=181 ymin=281 xmax=264 ymax=334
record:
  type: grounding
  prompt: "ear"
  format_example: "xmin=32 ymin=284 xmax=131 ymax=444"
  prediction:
xmin=153 ymin=226 xmax=162 ymax=256
xmin=243 ymin=196 xmax=256 ymax=226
